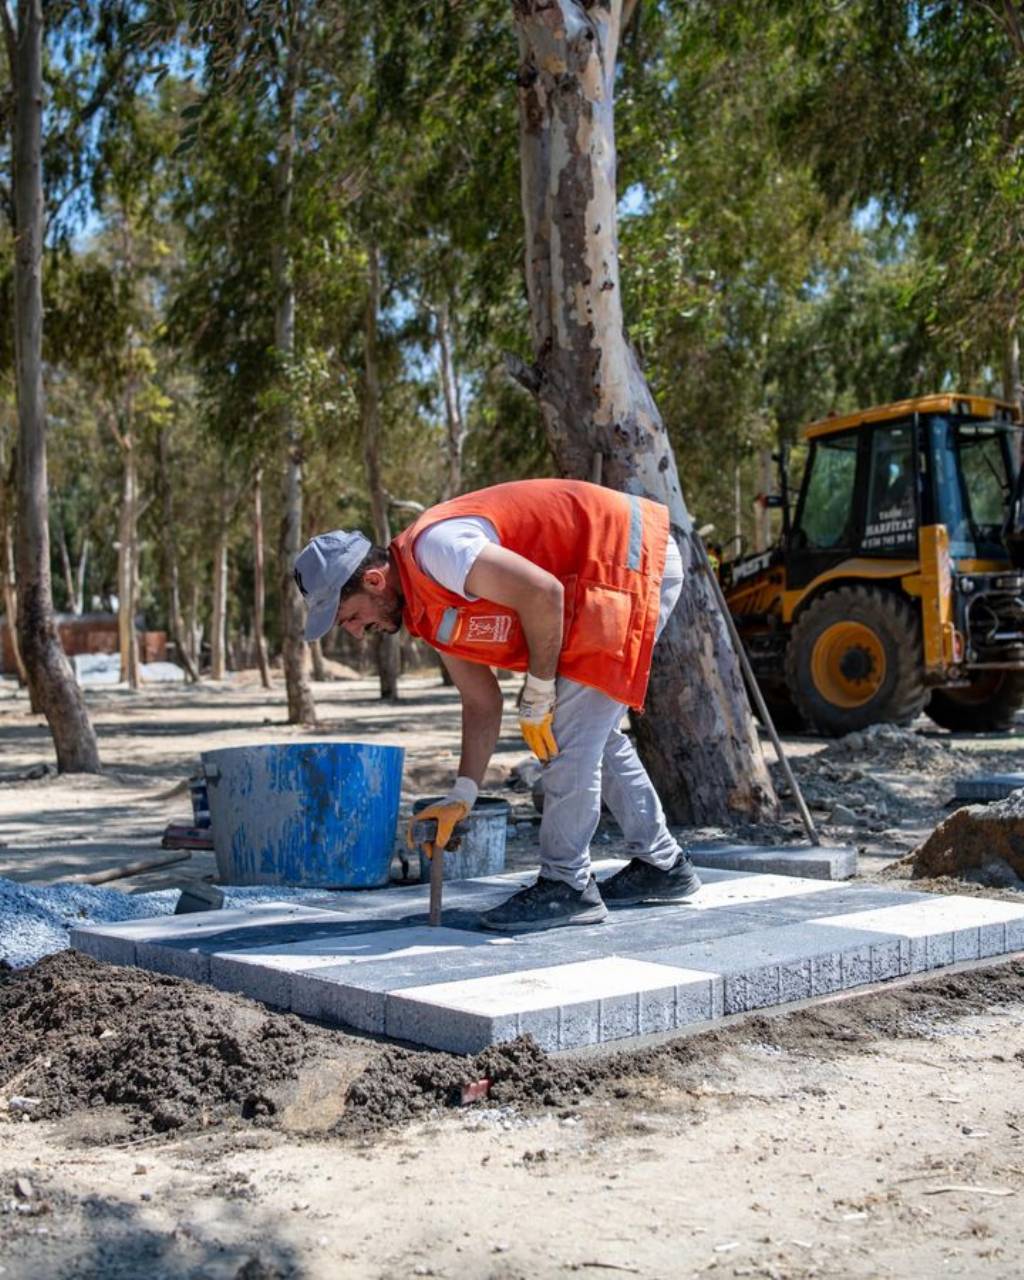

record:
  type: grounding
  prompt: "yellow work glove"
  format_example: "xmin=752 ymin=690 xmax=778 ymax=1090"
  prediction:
xmin=518 ymin=673 xmax=559 ymax=763
xmin=407 ymin=776 xmax=478 ymax=859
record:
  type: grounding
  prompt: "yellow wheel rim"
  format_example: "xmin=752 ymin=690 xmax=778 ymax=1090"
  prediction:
xmin=810 ymin=622 xmax=886 ymax=709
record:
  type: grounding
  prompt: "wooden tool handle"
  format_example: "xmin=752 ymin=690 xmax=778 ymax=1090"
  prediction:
xmin=429 ymin=843 xmax=444 ymax=927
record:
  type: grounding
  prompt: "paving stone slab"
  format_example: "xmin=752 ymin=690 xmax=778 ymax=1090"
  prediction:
xmin=688 ymin=842 xmax=857 ymax=881
xmin=70 ymin=865 xmax=1024 ymax=1055
xmin=953 ymin=773 xmax=1024 ymax=802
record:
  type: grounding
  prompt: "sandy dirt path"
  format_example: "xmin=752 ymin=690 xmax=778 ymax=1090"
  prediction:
xmin=2 ymin=959 xmax=1023 ymax=1279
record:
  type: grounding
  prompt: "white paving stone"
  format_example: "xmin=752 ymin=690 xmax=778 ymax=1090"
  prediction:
xmin=386 ymin=956 xmax=718 ymax=1054
xmin=813 ymin=897 xmax=1024 ymax=971
xmin=683 ymin=873 xmax=838 ymax=912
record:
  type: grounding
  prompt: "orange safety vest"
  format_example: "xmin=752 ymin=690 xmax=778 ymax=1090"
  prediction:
xmin=390 ymin=479 xmax=670 ymax=709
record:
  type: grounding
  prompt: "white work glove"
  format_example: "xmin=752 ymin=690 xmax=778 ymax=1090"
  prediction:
xmin=518 ymin=673 xmax=559 ymax=763
xmin=407 ymin=776 xmax=478 ymax=859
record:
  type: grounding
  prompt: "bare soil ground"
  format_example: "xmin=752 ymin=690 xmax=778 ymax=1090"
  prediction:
xmin=2 ymin=671 xmax=1024 ymax=1278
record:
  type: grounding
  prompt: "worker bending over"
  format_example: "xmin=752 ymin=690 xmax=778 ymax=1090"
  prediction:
xmin=294 ymin=478 xmax=700 ymax=931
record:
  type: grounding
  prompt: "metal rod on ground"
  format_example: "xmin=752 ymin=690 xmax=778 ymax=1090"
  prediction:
xmin=54 ymin=850 xmax=193 ymax=886
xmin=690 ymin=530 xmax=821 ymax=846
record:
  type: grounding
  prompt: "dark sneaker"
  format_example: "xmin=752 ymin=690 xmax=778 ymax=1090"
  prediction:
xmin=599 ymin=853 xmax=702 ymax=906
xmin=479 ymin=874 xmax=608 ymax=933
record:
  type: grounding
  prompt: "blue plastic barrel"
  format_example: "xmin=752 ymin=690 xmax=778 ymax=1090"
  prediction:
xmin=201 ymin=742 xmax=404 ymax=888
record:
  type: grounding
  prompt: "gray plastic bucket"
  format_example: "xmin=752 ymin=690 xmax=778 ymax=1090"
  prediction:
xmin=413 ymin=794 xmax=509 ymax=883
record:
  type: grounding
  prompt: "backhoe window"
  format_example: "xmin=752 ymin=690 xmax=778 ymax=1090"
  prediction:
xmin=795 ymin=432 xmax=858 ymax=549
xmin=930 ymin=417 xmax=1015 ymax=557
xmin=863 ymin=424 xmax=916 ymax=551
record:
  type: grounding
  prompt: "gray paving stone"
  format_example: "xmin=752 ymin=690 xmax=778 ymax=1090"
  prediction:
xmin=630 ymin=922 xmax=908 ymax=1014
xmin=135 ymin=938 xmax=211 ymax=982
xmin=688 ymin=843 xmax=857 ymax=881
xmin=740 ymin=886 xmax=927 ymax=927
xmin=953 ymin=773 xmax=1024 ymax=802
xmin=69 ymin=928 xmax=136 ymax=967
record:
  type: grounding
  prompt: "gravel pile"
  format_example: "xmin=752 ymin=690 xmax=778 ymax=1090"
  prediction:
xmin=0 ymin=878 xmax=338 ymax=969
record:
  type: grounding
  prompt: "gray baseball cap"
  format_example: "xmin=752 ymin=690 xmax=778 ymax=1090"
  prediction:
xmin=293 ymin=530 xmax=372 ymax=641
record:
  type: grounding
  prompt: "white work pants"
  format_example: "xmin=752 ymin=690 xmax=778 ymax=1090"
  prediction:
xmin=538 ymin=538 xmax=685 ymax=890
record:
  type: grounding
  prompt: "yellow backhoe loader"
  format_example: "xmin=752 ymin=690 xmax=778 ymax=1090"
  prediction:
xmin=723 ymin=394 xmax=1024 ymax=735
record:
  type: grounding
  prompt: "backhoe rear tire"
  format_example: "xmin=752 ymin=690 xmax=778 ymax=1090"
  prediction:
xmin=925 ymin=672 xmax=1024 ymax=733
xmin=785 ymin=586 xmax=927 ymax=737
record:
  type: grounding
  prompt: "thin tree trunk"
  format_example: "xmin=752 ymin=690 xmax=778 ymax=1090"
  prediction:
xmin=1004 ymin=322 xmax=1023 ymax=466
xmin=274 ymin=55 xmax=315 ymax=726
xmin=55 ymin=511 xmax=76 ymax=613
xmin=156 ymin=426 xmax=199 ymax=681
xmin=252 ymin=463 xmax=272 ymax=690
xmin=116 ymin=434 xmax=140 ymax=689
xmin=310 ymin=638 xmax=327 ymax=681
xmin=510 ymin=0 xmax=775 ymax=824
xmin=11 ymin=0 xmax=99 ymax=770
xmin=210 ymin=484 xmax=229 ymax=681
xmin=361 ymin=244 xmax=400 ymax=702
xmin=753 ymin=448 xmax=773 ymax=553
xmin=2 ymin=518 xmax=28 ymax=685
xmin=186 ymin=579 xmax=201 ymax=671
xmin=436 ymin=297 xmax=467 ymax=500
xmin=74 ymin=537 xmax=88 ymax=615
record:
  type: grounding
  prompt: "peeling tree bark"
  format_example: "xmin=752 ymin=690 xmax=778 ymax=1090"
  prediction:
xmin=511 ymin=0 xmax=775 ymax=823
xmin=10 ymin=0 xmax=99 ymax=770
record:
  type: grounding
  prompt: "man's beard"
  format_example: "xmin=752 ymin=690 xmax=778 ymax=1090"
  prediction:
xmin=371 ymin=596 xmax=404 ymax=634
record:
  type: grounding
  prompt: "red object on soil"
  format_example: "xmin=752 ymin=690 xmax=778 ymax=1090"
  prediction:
xmin=162 ymin=823 xmax=215 ymax=850
xmin=460 ymin=1078 xmax=492 ymax=1106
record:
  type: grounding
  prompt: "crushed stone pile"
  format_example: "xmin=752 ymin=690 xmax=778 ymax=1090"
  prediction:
xmin=893 ymin=789 xmax=1024 ymax=889
xmin=0 ymin=878 xmax=338 ymax=969
xmin=0 ymin=952 xmax=318 ymax=1132
xmin=777 ymin=724 xmax=1022 ymax=831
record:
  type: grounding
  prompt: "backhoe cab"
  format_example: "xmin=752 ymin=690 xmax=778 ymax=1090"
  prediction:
xmin=723 ymin=394 xmax=1024 ymax=735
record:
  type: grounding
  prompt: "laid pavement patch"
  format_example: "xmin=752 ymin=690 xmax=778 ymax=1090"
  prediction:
xmin=71 ymin=864 xmax=1024 ymax=1055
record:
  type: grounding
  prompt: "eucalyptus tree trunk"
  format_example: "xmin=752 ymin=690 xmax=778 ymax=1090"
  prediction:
xmin=156 ymin=426 xmax=199 ymax=682
xmin=116 ymin=432 xmax=140 ymax=689
xmin=510 ymin=0 xmax=775 ymax=824
xmin=274 ymin=60 xmax=315 ymax=725
xmin=210 ymin=488 xmax=229 ymax=680
xmin=10 ymin=0 xmax=99 ymax=770
xmin=251 ymin=464 xmax=272 ymax=690
xmin=362 ymin=244 xmax=400 ymax=702
xmin=436 ymin=297 xmax=467 ymax=500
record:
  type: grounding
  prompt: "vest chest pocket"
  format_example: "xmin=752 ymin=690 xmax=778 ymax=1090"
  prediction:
xmin=562 ymin=582 xmax=635 ymax=662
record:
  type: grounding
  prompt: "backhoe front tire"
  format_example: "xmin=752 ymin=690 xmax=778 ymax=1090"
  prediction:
xmin=785 ymin=586 xmax=927 ymax=737
xmin=925 ymin=672 xmax=1024 ymax=733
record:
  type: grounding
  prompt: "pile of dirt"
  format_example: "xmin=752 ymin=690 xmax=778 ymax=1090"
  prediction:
xmin=891 ymin=788 xmax=1024 ymax=888
xmin=0 ymin=952 xmax=320 ymax=1133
